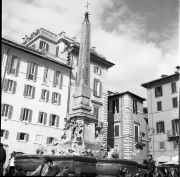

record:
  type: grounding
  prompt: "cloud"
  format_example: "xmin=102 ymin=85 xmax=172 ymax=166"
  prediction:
xmin=2 ymin=0 xmax=179 ymax=106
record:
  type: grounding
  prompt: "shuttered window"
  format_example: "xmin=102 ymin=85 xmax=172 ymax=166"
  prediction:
xmin=3 ymin=79 xmax=17 ymax=94
xmin=42 ymin=66 xmax=50 ymax=85
xmin=46 ymin=137 xmax=54 ymax=144
xmin=159 ymin=142 xmax=165 ymax=150
xmin=157 ymin=101 xmax=162 ymax=111
xmin=1 ymin=104 xmax=13 ymax=119
xmin=40 ymin=89 xmax=49 ymax=102
xmin=20 ymin=108 xmax=32 ymax=122
xmin=38 ymin=112 xmax=47 ymax=125
xmin=1 ymin=129 xmax=9 ymax=139
xmin=94 ymin=107 xmax=99 ymax=119
xmin=16 ymin=132 xmax=29 ymax=142
xmin=113 ymin=99 xmax=119 ymax=114
xmin=53 ymin=70 xmax=63 ymax=89
xmin=39 ymin=41 xmax=49 ymax=51
xmin=174 ymin=141 xmax=179 ymax=149
xmin=23 ymin=85 xmax=35 ymax=98
xmin=114 ymin=123 xmax=120 ymax=137
xmin=171 ymin=82 xmax=177 ymax=93
xmin=133 ymin=100 xmax=137 ymax=114
xmin=49 ymin=114 xmax=59 ymax=127
xmin=26 ymin=62 xmax=38 ymax=81
xmin=156 ymin=121 xmax=165 ymax=133
xmin=172 ymin=119 xmax=179 ymax=136
xmin=94 ymin=66 xmax=102 ymax=75
xmin=51 ymin=92 xmax=61 ymax=105
xmin=155 ymin=86 xmax=163 ymax=97
xmin=172 ymin=97 xmax=178 ymax=108
xmin=93 ymin=78 xmax=102 ymax=97
xmin=6 ymin=55 xmax=20 ymax=76
xmin=134 ymin=125 xmax=139 ymax=142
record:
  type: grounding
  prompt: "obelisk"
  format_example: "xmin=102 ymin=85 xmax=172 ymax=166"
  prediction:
xmin=69 ymin=12 xmax=100 ymax=150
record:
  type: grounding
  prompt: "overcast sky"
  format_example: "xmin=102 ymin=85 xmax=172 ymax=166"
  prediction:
xmin=2 ymin=0 xmax=179 ymax=106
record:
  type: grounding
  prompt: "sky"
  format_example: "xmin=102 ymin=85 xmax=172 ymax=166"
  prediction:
xmin=2 ymin=0 xmax=179 ymax=106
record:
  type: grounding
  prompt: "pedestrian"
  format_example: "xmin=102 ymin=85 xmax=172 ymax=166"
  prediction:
xmin=0 ymin=143 xmax=6 ymax=176
xmin=168 ymin=168 xmax=178 ymax=177
xmin=31 ymin=158 xmax=53 ymax=176
xmin=153 ymin=167 xmax=161 ymax=177
xmin=7 ymin=151 xmax=16 ymax=176
xmin=147 ymin=155 xmax=156 ymax=177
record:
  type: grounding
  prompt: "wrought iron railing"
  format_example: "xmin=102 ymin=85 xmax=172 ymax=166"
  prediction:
xmin=167 ymin=130 xmax=179 ymax=137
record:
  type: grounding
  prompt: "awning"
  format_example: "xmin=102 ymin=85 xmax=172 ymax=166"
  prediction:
xmin=156 ymin=155 xmax=171 ymax=162
xmin=163 ymin=161 xmax=179 ymax=165
xmin=172 ymin=155 xmax=179 ymax=162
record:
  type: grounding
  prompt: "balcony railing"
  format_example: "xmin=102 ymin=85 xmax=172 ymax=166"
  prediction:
xmin=167 ymin=130 xmax=179 ymax=142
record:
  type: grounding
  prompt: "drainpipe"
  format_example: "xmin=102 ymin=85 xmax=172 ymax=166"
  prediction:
xmin=1 ymin=46 xmax=11 ymax=98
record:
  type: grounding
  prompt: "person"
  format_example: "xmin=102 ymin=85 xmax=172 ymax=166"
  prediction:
xmin=153 ymin=167 xmax=161 ymax=177
xmin=8 ymin=151 xmax=16 ymax=176
xmin=147 ymin=155 xmax=156 ymax=177
xmin=0 ymin=143 xmax=6 ymax=176
xmin=168 ymin=168 xmax=178 ymax=177
xmin=31 ymin=158 xmax=53 ymax=176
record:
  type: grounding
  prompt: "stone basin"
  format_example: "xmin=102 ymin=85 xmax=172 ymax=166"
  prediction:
xmin=15 ymin=155 xmax=147 ymax=176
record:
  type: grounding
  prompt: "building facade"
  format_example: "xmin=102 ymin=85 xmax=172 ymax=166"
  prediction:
xmin=107 ymin=91 xmax=148 ymax=163
xmin=1 ymin=26 xmax=114 ymax=165
xmin=141 ymin=70 xmax=179 ymax=163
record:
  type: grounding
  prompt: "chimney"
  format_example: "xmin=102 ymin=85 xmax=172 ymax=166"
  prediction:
xmin=61 ymin=31 xmax=66 ymax=38
xmin=161 ymin=75 xmax=167 ymax=78
xmin=92 ymin=47 xmax=96 ymax=52
xmin=175 ymin=66 xmax=180 ymax=70
xmin=72 ymin=37 xmax=76 ymax=43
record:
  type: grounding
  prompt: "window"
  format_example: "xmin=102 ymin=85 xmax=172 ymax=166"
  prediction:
xmin=42 ymin=67 xmax=50 ymax=85
xmin=16 ymin=132 xmax=29 ymax=142
xmin=157 ymin=101 xmax=162 ymax=111
xmin=34 ymin=134 xmax=42 ymax=144
xmin=134 ymin=124 xmax=140 ymax=142
xmin=40 ymin=89 xmax=49 ymax=102
xmin=1 ymin=129 xmax=9 ymax=139
xmin=174 ymin=141 xmax=179 ymax=149
xmin=172 ymin=97 xmax=178 ymax=108
xmin=39 ymin=41 xmax=49 ymax=51
xmin=155 ymin=86 xmax=163 ymax=97
xmin=172 ymin=119 xmax=179 ymax=136
xmin=26 ymin=62 xmax=38 ymax=81
xmin=3 ymin=79 xmax=17 ymax=94
xmin=171 ymin=82 xmax=177 ymax=93
xmin=94 ymin=66 xmax=101 ymax=75
xmin=156 ymin=121 xmax=165 ymax=133
xmin=49 ymin=114 xmax=59 ymax=127
xmin=6 ymin=55 xmax=20 ymax=76
xmin=113 ymin=99 xmax=119 ymax=114
xmin=133 ymin=100 xmax=137 ymax=114
xmin=114 ymin=123 xmax=120 ymax=137
xmin=94 ymin=106 xmax=99 ymax=120
xmin=1 ymin=104 xmax=13 ymax=119
xmin=159 ymin=142 xmax=165 ymax=150
xmin=53 ymin=71 xmax=63 ymax=89
xmin=38 ymin=112 xmax=47 ymax=125
xmin=23 ymin=85 xmax=35 ymax=98
xmin=20 ymin=108 xmax=32 ymax=122
xmin=51 ymin=93 xmax=61 ymax=105
xmin=93 ymin=79 xmax=102 ymax=97
xmin=46 ymin=137 xmax=55 ymax=145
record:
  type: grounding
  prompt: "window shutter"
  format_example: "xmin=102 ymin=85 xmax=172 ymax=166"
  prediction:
xmin=13 ymin=81 xmax=17 ymax=94
xmin=99 ymin=68 xmax=102 ymax=75
xmin=46 ymin=44 xmax=49 ymax=52
xmin=156 ymin=123 xmax=159 ymax=133
xmin=56 ymin=116 xmax=59 ymax=127
xmin=160 ymin=86 xmax=163 ymax=96
xmin=60 ymin=73 xmax=63 ymax=89
xmin=20 ymin=108 xmax=24 ymax=121
xmin=49 ymin=114 xmax=52 ymax=126
xmin=99 ymin=81 xmax=102 ymax=97
xmin=162 ymin=122 xmax=165 ymax=133
xmin=16 ymin=132 xmax=20 ymax=140
xmin=116 ymin=99 xmax=119 ymax=113
xmin=135 ymin=101 xmax=137 ymax=114
xmin=41 ymin=89 xmax=44 ymax=99
xmin=94 ymin=66 xmax=96 ymax=73
xmin=46 ymin=137 xmax=50 ymax=144
xmin=56 ymin=46 xmax=59 ymax=57
xmin=3 ymin=79 xmax=8 ymax=91
xmin=58 ymin=94 xmax=61 ymax=105
xmin=1 ymin=104 xmax=4 ymax=116
xmin=115 ymin=125 xmax=119 ymax=137
xmin=53 ymin=70 xmax=56 ymax=87
xmin=39 ymin=41 xmax=43 ymax=49
xmin=135 ymin=126 xmax=138 ymax=142
xmin=43 ymin=67 xmax=47 ymax=84
xmin=23 ymin=85 xmax=27 ymax=96
xmin=113 ymin=100 xmax=115 ymax=114
xmin=6 ymin=55 xmax=12 ymax=73
xmin=15 ymin=58 xmax=20 ymax=76
xmin=46 ymin=91 xmax=49 ymax=102
xmin=26 ymin=62 xmax=30 ymax=79
xmin=8 ymin=105 xmax=13 ymax=119
xmin=93 ymin=79 xmax=97 ymax=96
xmin=28 ymin=110 xmax=32 ymax=122
xmin=32 ymin=87 xmax=35 ymax=99
xmin=44 ymin=113 xmax=47 ymax=125
xmin=34 ymin=64 xmax=38 ymax=82
xmin=51 ymin=92 xmax=54 ymax=103
xmin=26 ymin=134 xmax=29 ymax=142
xmin=5 ymin=130 xmax=9 ymax=139
xmin=172 ymin=120 xmax=175 ymax=135
xmin=38 ymin=112 xmax=41 ymax=123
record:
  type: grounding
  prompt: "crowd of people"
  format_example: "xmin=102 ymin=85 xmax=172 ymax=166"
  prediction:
xmin=0 ymin=146 xmax=179 ymax=177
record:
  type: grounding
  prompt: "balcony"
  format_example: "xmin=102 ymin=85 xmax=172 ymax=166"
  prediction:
xmin=167 ymin=130 xmax=179 ymax=142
